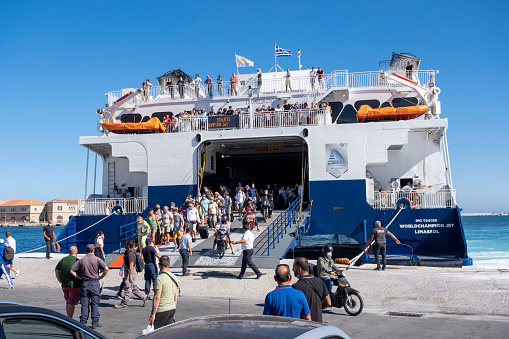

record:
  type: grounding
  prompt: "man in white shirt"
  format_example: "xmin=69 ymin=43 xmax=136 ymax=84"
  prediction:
xmin=232 ymin=224 xmax=262 ymax=279
xmin=194 ymin=74 xmax=202 ymax=98
xmin=309 ymin=67 xmax=317 ymax=90
xmin=186 ymin=202 xmax=200 ymax=242
xmin=4 ymin=231 xmax=19 ymax=277
xmin=401 ymin=182 xmax=413 ymax=194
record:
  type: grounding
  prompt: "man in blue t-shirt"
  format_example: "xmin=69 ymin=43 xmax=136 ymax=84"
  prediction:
xmin=263 ymin=264 xmax=311 ymax=320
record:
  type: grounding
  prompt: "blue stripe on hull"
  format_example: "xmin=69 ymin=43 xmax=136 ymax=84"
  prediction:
xmin=308 ymin=180 xmax=469 ymax=260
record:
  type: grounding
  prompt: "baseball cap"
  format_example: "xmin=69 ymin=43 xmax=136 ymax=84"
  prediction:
xmin=86 ymin=244 xmax=95 ymax=251
xmin=146 ymin=238 xmax=152 ymax=244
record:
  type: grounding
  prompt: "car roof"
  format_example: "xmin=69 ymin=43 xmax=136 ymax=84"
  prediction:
xmin=142 ymin=314 xmax=350 ymax=339
xmin=0 ymin=304 xmax=106 ymax=339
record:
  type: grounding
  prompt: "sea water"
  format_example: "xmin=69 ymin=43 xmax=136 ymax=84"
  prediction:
xmin=463 ymin=216 xmax=509 ymax=269
xmin=1 ymin=217 xmax=508 ymax=268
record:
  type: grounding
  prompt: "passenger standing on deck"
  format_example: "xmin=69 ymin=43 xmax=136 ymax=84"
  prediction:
xmin=406 ymin=61 xmax=414 ymax=79
xmin=43 ymin=220 xmax=56 ymax=259
xmin=137 ymin=216 xmax=150 ymax=251
xmin=147 ymin=208 xmax=160 ymax=245
xmin=232 ymin=223 xmax=263 ymax=279
xmin=177 ymin=76 xmax=185 ymax=99
xmin=292 ymin=257 xmax=331 ymax=322
xmin=55 ymin=246 xmax=81 ymax=318
xmin=115 ymin=240 xmax=148 ymax=308
xmin=144 ymin=79 xmax=153 ymax=102
xmin=172 ymin=208 xmax=184 ymax=250
xmin=217 ymin=75 xmax=223 ymax=96
xmin=285 ymin=68 xmax=292 ymax=92
xmin=230 ymin=73 xmax=238 ymax=96
xmin=205 ymin=75 xmax=213 ymax=97
xmin=263 ymin=264 xmax=311 ymax=320
xmin=179 ymin=227 xmax=192 ymax=276
xmin=149 ymin=255 xmax=180 ymax=329
xmin=194 ymin=74 xmax=202 ymax=98
xmin=143 ymin=238 xmax=162 ymax=295
xmin=316 ymin=67 xmax=324 ymax=89
xmin=93 ymin=231 xmax=105 ymax=262
xmin=70 ymin=244 xmax=109 ymax=329
xmin=309 ymin=67 xmax=317 ymax=90
xmin=166 ymin=78 xmax=174 ymax=99
xmin=363 ymin=220 xmax=401 ymax=271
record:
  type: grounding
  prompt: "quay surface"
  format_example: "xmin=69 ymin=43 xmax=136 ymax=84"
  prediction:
xmin=4 ymin=252 xmax=509 ymax=339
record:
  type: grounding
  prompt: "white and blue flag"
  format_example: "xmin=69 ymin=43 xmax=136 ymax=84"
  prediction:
xmin=276 ymin=46 xmax=292 ymax=57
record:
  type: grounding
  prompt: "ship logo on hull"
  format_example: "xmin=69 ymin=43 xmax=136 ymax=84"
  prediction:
xmin=326 ymin=143 xmax=348 ymax=178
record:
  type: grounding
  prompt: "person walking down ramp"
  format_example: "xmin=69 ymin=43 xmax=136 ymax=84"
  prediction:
xmin=363 ymin=220 xmax=401 ymax=271
xmin=137 ymin=216 xmax=150 ymax=251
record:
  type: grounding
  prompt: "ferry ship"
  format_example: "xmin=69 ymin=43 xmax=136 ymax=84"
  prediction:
xmin=57 ymin=52 xmax=472 ymax=266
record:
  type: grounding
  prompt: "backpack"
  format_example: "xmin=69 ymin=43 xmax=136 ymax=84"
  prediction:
xmin=135 ymin=253 xmax=144 ymax=273
xmin=3 ymin=246 xmax=14 ymax=262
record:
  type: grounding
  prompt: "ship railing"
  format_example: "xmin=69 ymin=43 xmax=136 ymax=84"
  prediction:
xmin=267 ymin=196 xmax=301 ymax=256
xmin=106 ymin=70 xmax=437 ymax=105
xmin=163 ymin=109 xmax=329 ymax=133
xmin=371 ymin=190 xmax=456 ymax=210
xmin=77 ymin=197 xmax=147 ymax=215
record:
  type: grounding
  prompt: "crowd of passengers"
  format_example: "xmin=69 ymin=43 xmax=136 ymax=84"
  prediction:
xmin=158 ymin=101 xmax=332 ymax=132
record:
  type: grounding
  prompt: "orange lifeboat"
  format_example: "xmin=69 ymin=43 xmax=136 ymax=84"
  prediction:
xmin=102 ymin=117 xmax=166 ymax=134
xmin=357 ymin=105 xmax=428 ymax=122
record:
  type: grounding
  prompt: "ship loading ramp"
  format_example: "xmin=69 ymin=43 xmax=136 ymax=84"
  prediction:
xmin=198 ymin=136 xmax=309 ymax=203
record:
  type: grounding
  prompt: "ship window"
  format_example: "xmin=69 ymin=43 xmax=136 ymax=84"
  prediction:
xmin=354 ymin=100 xmax=380 ymax=111
xmin=392 ymin=97 xmax=418 ymax=108
xmin=336 ymin=104 xmax=357 ymax=124
xmin=152 ymin=112 xmax=172 ymax=123
xmin=120 ymin=114 xmax=142 ymax=123
xmin=141 ymin=116 xmax=150 ymax=123
xmin=381 ymin=102 xmax=392 ymax=108
xmin=328 ymin=102 xmax=343 ymax=123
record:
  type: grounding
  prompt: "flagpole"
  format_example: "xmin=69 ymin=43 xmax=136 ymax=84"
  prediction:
xmin=274 ymin=42 xmax=277 ymax=75
xmin=235 ymin=51 xmax=239 ymax=75
xmin=298 ymin=49 xmax=302 ymax=70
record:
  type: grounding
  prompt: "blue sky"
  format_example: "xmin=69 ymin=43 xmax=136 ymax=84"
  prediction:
xmin=0 ymin=0 xmax=507 ymax=212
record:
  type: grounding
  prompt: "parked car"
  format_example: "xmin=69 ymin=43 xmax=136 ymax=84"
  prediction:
xmin=141 ymin=314 xmax=351 ymax=339
xmin=0 ymin=301 xmax=105 ymax=339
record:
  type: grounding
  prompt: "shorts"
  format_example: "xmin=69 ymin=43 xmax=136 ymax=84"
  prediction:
xmin=173 ymin=231 xmax=184 ymax=240
xmin=163 ymin=223 xmax=172 ymax=233
xmin=62 ymin=287 xmax=81 ymax=306
xmin=188 ymin=221 xmax=198 ymax=232
xmin=150 ymin=225 xmax=158 ymax=233
xmin=154 ymin=309 xmax=176 ymax=329
xmin=285 ymin=80 xmax=291 ymax=86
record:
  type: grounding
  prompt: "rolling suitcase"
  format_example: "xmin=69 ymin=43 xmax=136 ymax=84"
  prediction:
xmin=198 ymin=226 xmax=209 ymax=239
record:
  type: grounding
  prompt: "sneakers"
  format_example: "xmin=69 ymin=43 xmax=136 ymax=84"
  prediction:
xmin=116 ymin=294 xmax=123 ymax=299
xmin=373 ymin=267 xmax=381 ymax=271
xmin=91 ymin=324 xmax=102 ymax=329
xmin=236 ymin=275 xmax=243 ymax=279
xmin=184 ymin=271 xmax=191 ymax=276
xmin=142 ymin=297 xmax=148 ymax=307
xmin=14 ymin=270 xmax=20 ymax=278
xmin=256 ymin=274 xmax=263 ymax=279
xmin=192 ymin=238 xmax=196 ymax=243
xmin=114 ymin=304 xmax=127 ymax=309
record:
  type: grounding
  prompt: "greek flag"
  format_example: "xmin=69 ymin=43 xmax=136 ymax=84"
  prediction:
xmin=276 ymin=46 xmax=292 ymax=57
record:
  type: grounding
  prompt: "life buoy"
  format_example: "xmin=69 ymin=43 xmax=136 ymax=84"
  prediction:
xmin=408 ymin=192 xmax=421 ymax=207
xmin=53 ymin=241 xmax=61 ymax=254
xmin=283 ymin=113 xmax=295 ymax=125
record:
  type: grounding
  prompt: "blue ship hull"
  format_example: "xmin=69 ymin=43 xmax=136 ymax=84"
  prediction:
xmin=57 ymin=180 xmax=472 ymax=265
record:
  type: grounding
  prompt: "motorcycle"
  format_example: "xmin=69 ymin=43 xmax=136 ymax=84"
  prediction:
xmin=216 ymin=228 xmax=228 ymax=259
xmin=331 ymin=269 xmax=363 ymax=316
xmin=260 ymin=195 xmax=273 ymax=222
xmin=312 ymin=265 xmax=363 ymax=316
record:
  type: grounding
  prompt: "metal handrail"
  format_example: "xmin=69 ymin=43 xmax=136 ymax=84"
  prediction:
xmin=370 ymin=189 xmax=456 ymax=210
xmin=118 ymin=218 xmax=138 ymax=253
xmin=267 ymin=196 xmax=301 ymax=256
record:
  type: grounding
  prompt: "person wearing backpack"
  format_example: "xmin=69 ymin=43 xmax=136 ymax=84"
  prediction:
xmin=292 ymin=257 xmax=331 ymax=323
xmin=115 ymin=239 xmax=148 ymax=308
xmin=3 ymin=232 xmax=18 ymax=277
xmin=0 ymin=239 xmax=14 ymax=289
xmin=149 ymin=255 xmax=180 ymax=329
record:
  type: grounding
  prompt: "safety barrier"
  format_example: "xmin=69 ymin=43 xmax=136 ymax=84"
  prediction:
xmin=370 ymin=190 xmax=456 ymax=210
xmin=118 ymin=217 xmax=138 ymax=253
xmin=78 ymin=197 xmax=147 ymax=215
xmin=267 ymin=196 xmax=301 ymax=256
